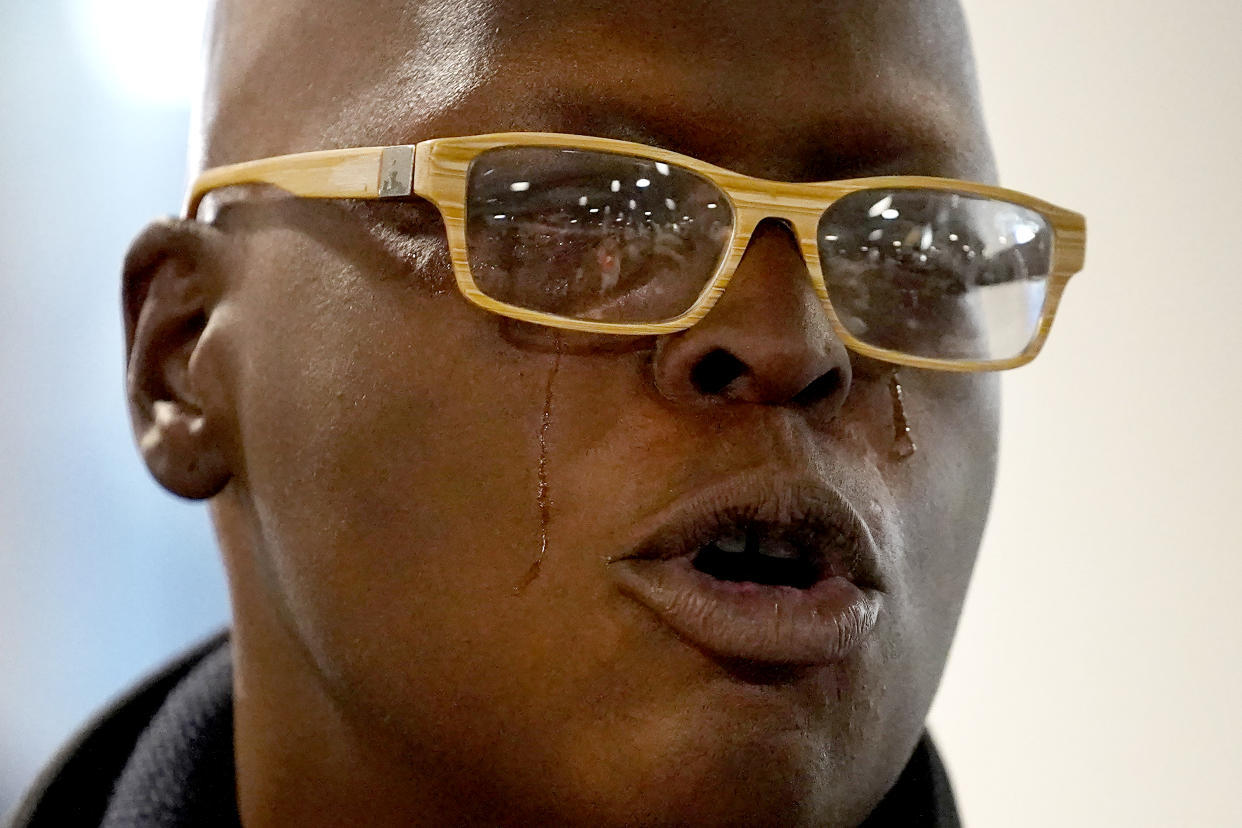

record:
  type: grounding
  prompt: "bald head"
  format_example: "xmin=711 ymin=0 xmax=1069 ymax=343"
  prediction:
xmin=198 ymin=0 xmax=991 ymax=182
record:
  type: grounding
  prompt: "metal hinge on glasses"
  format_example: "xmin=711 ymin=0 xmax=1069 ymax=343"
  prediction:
xmin=377 ymin=146 xmax=415 ymax=198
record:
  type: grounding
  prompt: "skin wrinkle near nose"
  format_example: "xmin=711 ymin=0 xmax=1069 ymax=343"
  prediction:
xmin=801 ymin=388 xmax=911 ymax=596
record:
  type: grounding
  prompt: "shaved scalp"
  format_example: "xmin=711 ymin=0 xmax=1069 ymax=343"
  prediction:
xmin=196 ymin=0 xmax=985 ymax=172
xmin=196 ymin=0 xmax=494 ymax=167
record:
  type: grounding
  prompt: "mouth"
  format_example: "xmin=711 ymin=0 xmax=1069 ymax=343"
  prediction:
xmin=608 ymin=479 xmax=885 ymax=665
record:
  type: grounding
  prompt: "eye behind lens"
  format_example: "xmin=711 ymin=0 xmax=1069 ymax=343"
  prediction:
xmin=817 ymin=188 xmax=1052 ymax=362
xmin=464 ymin=146 xmax=733 ymax=325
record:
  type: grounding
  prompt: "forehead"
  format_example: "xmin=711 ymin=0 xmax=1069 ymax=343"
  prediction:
xmin=206 ymin=0 xmax=988 ymax=179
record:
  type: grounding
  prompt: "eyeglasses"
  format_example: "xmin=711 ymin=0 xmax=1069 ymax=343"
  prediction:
xmin=187 ymin=132 xmax=1086 ymax=372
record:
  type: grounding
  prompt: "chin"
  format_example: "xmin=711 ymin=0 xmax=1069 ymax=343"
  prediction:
xmin=561 ymin=741 xmax=879 ymax=828
xmin=538 ymin=671 xmax=903 ymax=828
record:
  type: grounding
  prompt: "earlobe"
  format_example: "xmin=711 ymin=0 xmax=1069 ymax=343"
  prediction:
xmin=124 ymin=218 xmax=233 ymax=500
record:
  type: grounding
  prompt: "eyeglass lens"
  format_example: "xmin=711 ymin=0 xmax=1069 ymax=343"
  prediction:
xmin=466 ymin=147 xmax=733 ymax=324
xmin=465 ymin=146 xmax=1054 ymax=362
xmin=817 ymin=190 xmax=1052 ymax=362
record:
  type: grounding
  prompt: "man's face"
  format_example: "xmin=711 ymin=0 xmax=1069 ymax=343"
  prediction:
xmin=194 ymin=1 xmax=998 ymax=824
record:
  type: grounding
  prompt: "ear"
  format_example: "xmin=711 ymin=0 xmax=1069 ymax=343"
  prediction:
xmin=124 ymin=218 xmax=233 ymax=499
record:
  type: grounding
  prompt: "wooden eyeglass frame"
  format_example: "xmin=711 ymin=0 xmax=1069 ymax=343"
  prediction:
xmin=186 ymin=132 xmax=1087 ymax=372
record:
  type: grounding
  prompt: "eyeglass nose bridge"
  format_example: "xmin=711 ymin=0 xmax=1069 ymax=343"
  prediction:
xmin=702 ymin=196 xmax=841 ymax=331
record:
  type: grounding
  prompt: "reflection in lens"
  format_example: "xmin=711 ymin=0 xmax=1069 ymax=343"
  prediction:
xmin=465 ymin=147 xmax=733 ymax=324
xmin=817 ymin=189 xmax=1052 ymax=362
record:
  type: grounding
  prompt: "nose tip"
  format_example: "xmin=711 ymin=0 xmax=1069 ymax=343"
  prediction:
xmin=652 ymin=218 xmax=853 ymax=413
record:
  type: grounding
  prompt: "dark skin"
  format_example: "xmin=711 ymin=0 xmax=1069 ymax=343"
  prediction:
xmin=124 ymin=1 xmax=999 ymax=825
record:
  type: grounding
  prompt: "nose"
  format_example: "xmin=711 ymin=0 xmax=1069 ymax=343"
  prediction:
xmin=652 ymin=218 xmax=853 ymax=415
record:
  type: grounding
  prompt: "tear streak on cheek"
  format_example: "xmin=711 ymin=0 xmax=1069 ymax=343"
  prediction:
xmin=514 ymin=336 xmax=563 ymax=595
xmin=889 ymin=369 xmax=917 ymax=461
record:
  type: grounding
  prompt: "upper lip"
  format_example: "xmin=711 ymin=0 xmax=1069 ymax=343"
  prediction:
xmin=615 ymin=474 xmax=886 ymax=592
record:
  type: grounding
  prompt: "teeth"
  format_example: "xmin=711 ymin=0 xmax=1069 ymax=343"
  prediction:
xmin=713 ymin=533 xmax=748 ymax=554
xmin=755 ymin=539 xmax=801 ymax=560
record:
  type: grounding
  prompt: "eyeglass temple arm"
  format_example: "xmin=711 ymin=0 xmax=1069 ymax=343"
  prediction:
xmin=182 ymin=146 xmax=416 ymax=219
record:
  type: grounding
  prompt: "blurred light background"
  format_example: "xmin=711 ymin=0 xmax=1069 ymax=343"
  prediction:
xmin=0 ymin=0 xmax=226 ymax=816
xmin=2 ymin=0 xmax=1240 ymax=825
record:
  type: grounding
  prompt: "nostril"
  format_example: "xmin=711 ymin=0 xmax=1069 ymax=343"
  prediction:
xmin=690 ymin=349 xmax=748 ymax=396
xmin=792 ymin=368 xmax=843 ymax=407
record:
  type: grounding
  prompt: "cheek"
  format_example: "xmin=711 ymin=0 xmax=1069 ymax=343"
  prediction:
xmin=885 ymin=370 xmax=999 ymax=656
xmin=225 ymin=236 xmax=575 ymax=731
xmin=217 ymin=223 xmax=1001 ymax=807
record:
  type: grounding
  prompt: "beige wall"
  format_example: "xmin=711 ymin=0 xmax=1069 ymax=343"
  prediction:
xmin=928 ymin=2 xmax=1242 ymax=824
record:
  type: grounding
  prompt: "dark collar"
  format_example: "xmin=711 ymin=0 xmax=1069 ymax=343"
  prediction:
xmin=10 ymin=634 xmax=958 ymax=827
xmin=862 ymin=731 xmax=961 ymax=826
xmin=8 ymin=632 xmax=238 ymax=828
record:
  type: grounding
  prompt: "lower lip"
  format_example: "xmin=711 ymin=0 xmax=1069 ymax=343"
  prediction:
xmin=609 ymin=557 xmax=882 ymax=665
